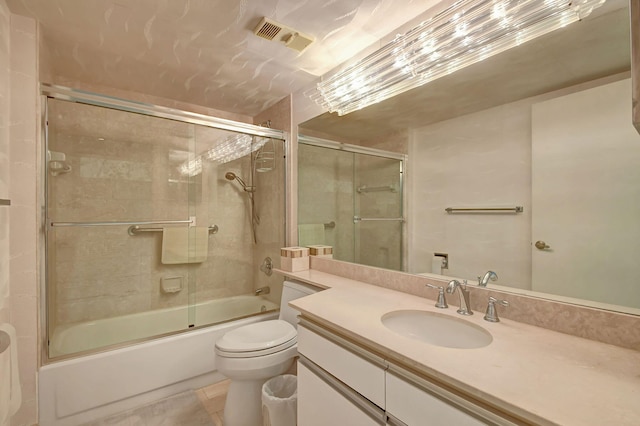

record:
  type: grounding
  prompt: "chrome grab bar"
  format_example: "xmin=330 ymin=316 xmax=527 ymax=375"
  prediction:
xmin=128 ymin=224 xmax=218 ymax=236
xmin=50 ymin=219 xmax=193 ymax=228
xmin=445 ymin=206 xmax=523 ymax=213
xmin=356 ymin=185 xmax=396 ymax=193
xmin=353 ymin=216 xmax=405 ymax=223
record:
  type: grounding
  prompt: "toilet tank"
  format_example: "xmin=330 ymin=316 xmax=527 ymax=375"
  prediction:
xmin=279 ymin=280 xmax=320 ymax=327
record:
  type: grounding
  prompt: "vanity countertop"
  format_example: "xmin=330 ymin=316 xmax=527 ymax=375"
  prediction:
xmin=280 ymin=268 xmax=640 ymax=425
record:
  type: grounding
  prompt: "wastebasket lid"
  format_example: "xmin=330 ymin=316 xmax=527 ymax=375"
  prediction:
xmin=215 ymin=320 xmax=297 ymax=353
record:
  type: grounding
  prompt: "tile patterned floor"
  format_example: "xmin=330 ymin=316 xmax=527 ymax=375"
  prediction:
xmin=195 ymin=380 xmax=229 ymax=426
xmin=83 ymin=380 xmax=229 ymax=426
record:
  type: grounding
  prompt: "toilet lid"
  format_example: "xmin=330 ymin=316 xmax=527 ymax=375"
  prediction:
xmin=215 ymin=320 xmax=297 ymax=353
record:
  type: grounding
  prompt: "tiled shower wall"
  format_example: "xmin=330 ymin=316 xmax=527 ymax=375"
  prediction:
xmin=252 ymin=96 xmax=291 ymax=306
xmin=298 ymin=144 xmax=356 ymax=263
xmin=47 ymin=98 xmax=286 ymax=326
xmin=298 ymin=143 xmax=404 ymax=271
xmin=354 ymin=154 xmax=403 ymax=271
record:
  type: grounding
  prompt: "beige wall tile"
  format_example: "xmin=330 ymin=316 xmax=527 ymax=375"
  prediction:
xmin=7 ymin=9 xmax=39 ymax=426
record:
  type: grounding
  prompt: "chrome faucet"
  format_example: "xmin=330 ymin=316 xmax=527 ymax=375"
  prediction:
xmin=477 ymin=270 xmax=498 ymax=287
xmin=254 ymin=286 xmax=270 ymax=296
xmin=484 ymin=296 xmax=509 ymax=322
xmin=425 ymin=284 xmax=448 ymax=309
xmin=446 ymin=279 xmax=473 ymax=315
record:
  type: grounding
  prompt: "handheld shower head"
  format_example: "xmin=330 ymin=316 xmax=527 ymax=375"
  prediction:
xmin=224 ymin=171 xmax=254 ymax=192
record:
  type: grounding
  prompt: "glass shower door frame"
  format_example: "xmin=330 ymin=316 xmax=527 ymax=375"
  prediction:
xmin=40 ymin=84 xmax=287 ymax=362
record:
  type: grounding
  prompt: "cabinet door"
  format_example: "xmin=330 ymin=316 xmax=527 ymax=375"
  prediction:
xmin=298 ymin=324 xmax=386 ymax=408
xmin=298 ymin=359 xmax=386 ymax=426
xmin=386 ymin=372 xmax=489 ymax=426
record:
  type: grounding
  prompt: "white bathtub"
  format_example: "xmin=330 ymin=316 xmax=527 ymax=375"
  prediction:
xmin=40 ymin=295 xmax=279 ymax=426
xmin=50 ymin=294 xmax=278 ymax=358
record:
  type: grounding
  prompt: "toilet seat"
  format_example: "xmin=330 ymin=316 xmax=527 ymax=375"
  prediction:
xmin=215 ymin=320 xmax=297 ymax=358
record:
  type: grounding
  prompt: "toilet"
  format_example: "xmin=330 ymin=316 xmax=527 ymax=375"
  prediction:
xmin=215 ymin=280 xmax=318 ymax=426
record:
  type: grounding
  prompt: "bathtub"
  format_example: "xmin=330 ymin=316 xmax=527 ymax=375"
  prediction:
xmin=40 ymin=295 xmax=279 ymax=426
xmin=50 ymin=294 xmax=278 ymax=358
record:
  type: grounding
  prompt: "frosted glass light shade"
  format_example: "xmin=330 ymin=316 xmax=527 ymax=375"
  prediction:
xmin=179 ymin=134 xmax=269 ymax=176
xmin=308 ymin=0 xmax=607 ymax=116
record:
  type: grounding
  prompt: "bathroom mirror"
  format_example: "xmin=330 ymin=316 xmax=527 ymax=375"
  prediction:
xmin=298 ymin=0 xmax=640 ymax=314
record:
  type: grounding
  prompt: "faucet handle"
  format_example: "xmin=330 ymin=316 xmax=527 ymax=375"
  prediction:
xmin=425 ymin=284 xmax=448 ymax=309
xmin=484 ymin=296 xmax=509 ymax=322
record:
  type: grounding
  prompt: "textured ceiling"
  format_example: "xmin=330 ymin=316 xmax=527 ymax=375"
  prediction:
xmin=6 ymin=0 xmax=441 ymax=116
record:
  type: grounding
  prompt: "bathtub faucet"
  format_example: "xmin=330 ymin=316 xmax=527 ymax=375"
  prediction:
xmin=255 ymin=286 xmax=270 ymax=296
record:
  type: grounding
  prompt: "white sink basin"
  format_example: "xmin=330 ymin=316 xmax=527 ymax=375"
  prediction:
xmin=381 ymin=310 xmax=492 ymax=349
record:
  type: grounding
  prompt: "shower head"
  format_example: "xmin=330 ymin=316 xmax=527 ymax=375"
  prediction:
xmin=225 ymin=171 xmax=255 ymax=192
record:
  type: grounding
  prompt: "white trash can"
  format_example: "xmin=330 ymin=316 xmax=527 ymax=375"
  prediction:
xmin=262 ymin=374 xmax=297 ymax=426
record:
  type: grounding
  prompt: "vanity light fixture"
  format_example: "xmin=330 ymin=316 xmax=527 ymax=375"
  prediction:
xmin=308 ymin=0 xmax=607 ymax=116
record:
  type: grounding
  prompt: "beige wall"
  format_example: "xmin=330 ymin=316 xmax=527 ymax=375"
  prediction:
xmin=408 ymin=96 xmax=532 ymax=289
xmin=0 ymin=5 xmax=39 ymax=425
xmin=407 ymin=74 xmax=631 ymax=293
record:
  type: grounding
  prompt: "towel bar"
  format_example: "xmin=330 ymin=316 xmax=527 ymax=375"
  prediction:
xmin=128 ymin=224 xmax=219 ymax=236
xmin=445 ymin=206 xmax=523 ymax=213
xmin=50 ymin=219 xmax=193 ymax=227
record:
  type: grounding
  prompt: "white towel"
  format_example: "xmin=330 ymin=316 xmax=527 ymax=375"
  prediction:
xmin=298 ymin=224 xmax=325 ymax=247
xmin=161 ymin=227 xmax=209 ymax=264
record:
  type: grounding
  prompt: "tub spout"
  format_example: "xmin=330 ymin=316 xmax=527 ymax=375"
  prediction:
xmin=255 ymin=286 xmax=270 ymax=296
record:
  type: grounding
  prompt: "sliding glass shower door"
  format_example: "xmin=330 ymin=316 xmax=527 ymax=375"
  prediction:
xmin=44 ymin=89 xmax=285 ymax=359
xmin=298 ymin=136 xmax=405 ymax=271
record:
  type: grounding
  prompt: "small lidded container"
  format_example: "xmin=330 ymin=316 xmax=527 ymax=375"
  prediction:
xmin=280 ymin=246 xmax=310 ymax=272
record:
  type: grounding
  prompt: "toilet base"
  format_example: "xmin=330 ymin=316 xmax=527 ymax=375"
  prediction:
xmin=224 ymin=379 xmax=265 ymax=426
xmin=221 ymin=358 xmax=295 ymax=426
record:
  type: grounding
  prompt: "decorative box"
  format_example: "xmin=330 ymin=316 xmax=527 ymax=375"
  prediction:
xmin=307 ymin=245 xmax=333 ymax=258
xmin=280 ymin=246 xmax=310 ymax=272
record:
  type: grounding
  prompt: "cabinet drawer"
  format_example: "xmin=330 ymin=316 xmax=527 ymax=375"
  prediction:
xmin=387 ymin=371 xmax=487 ymax=426
xmin=297 ymin=324 xmax=386 ymax=408
xmin=298 ymin=359 xmax=385 ymax=426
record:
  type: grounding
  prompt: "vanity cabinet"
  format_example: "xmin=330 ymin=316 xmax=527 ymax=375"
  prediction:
xmin=297 ymin=320 xmax=518 ymax=426
xmin=298 ymin=361 xmax=386 ymax=425
xmin=386 ymin=370 xmax=490 ymax=425
xmin=297 ymin=323 xmax=387 ymax=425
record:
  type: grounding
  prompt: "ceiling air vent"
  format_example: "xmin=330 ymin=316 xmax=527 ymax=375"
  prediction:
xmin=253 ymin=17 xmax=315 ymax=53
